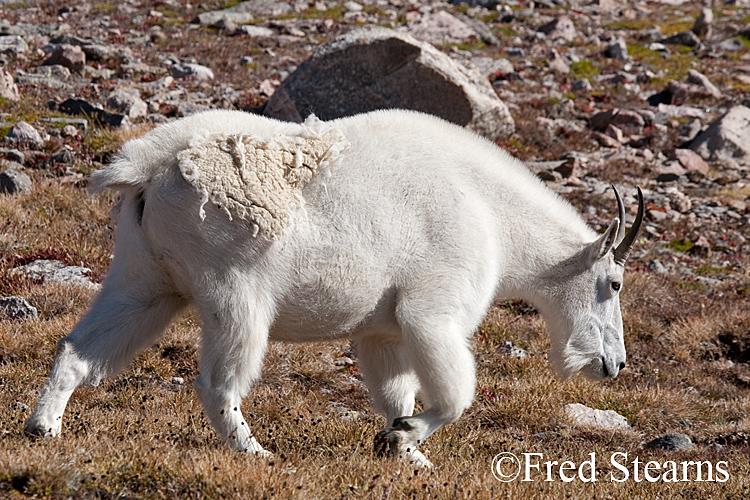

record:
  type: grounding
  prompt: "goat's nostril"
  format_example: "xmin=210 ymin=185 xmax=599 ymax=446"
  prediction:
xmin=618 ymin=361 xmax=626 ymax=371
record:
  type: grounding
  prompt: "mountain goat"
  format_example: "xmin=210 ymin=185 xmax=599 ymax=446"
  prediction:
xmin=25 ymin=109 xmax=643 ymax=467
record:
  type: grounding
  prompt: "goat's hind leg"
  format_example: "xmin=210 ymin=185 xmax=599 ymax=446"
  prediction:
xmin=193 ymin=293 xmax=271 ymax=456
xmin=25 ymin=289 xmax=185 ymax=438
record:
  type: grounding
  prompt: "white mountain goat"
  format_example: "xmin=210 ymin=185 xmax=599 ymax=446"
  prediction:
xmin=25 ymin=109 xmax=643 ymax=467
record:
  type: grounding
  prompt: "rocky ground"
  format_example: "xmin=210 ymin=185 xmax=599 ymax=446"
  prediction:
xmin=1 ymin=0 xmax=750 ymax=498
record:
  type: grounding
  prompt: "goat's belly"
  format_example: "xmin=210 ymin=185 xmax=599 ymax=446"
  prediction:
xmin=267 ymin=283 xmax=397 ymax=343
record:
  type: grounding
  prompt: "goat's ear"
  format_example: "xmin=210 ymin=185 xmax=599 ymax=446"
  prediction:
xmin=591 ymin=218 xmax=620 ymax=262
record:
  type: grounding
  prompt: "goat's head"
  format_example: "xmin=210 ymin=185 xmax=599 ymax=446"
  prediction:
xmin=540 ymin=186 xmax=644 ymax=381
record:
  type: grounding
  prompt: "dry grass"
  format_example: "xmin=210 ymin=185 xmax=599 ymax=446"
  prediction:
xmin=2 ymin=158 xmax=750 ymax=500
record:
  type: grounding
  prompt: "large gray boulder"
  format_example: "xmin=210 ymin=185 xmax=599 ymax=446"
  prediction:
xmin=263 ymin=26 xmax=514 ymax=140
xmin=689 ymin=105 xmax=750 ymax=166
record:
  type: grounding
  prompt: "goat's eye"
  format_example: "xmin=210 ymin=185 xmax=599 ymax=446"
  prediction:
xmin=611 ymin=281 xmax=621 ymax=292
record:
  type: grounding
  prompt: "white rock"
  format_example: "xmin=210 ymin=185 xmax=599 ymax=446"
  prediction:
xmin=172 ymin=63 xmax=214 ymax=81
xmin=5 ymin=121 xmax=44 ymax=148
xmin=563 ymin=403 xmax=631 ymax=430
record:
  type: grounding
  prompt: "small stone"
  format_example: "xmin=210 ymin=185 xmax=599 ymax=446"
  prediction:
xmin=59 ymin=98 xmax=131 ymax=128
xmin=686 ymin=70 xmax=721 ymax=99
xmin=171 ymin=377 xmax=184 ymax=385
xmin=10 ymin=259 xmax=66 ymax=280
xmin=43 ymin=44 xmax=86 ymax=72
xmin=689 ymin=105 xmax=750 ymax=166
xmin=661 ymin=30 xmax=701 ymax=48
xmin=589 ymin=108 xmax=645 ymax=134
xmin=5 ymin=121 xmax=44 ymax=148
xmin=497 ymin=340 xmax=528 ymax=359
xmin=61 ymin=125 xmax=77 ymax=137
xmin=605 ymin=124 xmax=625 ymax=143
xmin=0 ymin=35 xmax=29 ymax=55
xmin=172 ymin=63 xmax=214 ymax=81
xmin=593 ymin=131 xmax=622 ymax=148
xmin=674 ymin=148 xmax=709 ymax=174
xmin=13 ymin=402 xmax=30 ymax=411
xmin=548 ymin=50 xmax=569 ymax=74
xmin=0 ymin=296 xmax=38 ymax=320
xmin=236 ymin=25 xmax=275 ymax=37
xmin=407 ymin=10 xmax=478 ymax=45
xmin=572 ymin=78 xmax=592 ymax=92
xmin=645 ymin=433 xmax=693 ymax=451
xmin=692 ymin=8 xmax=713 ymax=40
xmin=0 ymin=165 xmax=32 ymax=195
xmin=537 ymin=16 xmax=578 ymax=42
xmin=48 ymin=266 xmax=99 ymax=289
xmin=0 ymin=68 xmax=19 ymax=100
xmin=606 ymin=38 xmax=628 ymax=60
xmin=216 ymin=17 xmax=237 ymax=34
xmin=563 ymin=403 xmax=631 ymax=430
xmin=106 ymin=89 xmax=148 ymax=119
xmin=471 ymin=56 xmax=514 ymax=76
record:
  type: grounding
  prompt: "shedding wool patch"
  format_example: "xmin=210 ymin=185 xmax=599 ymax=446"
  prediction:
xmin=178 ymin=122 xmax=349 ymax=239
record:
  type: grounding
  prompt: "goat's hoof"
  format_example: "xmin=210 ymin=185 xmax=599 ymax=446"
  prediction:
xmin=24 ymin=418 xmax=58 ymax=439
xmin=374 ymin=428 xmax=402 ymax=458
xmin=250 ymin=449 xmax=273 ymax=459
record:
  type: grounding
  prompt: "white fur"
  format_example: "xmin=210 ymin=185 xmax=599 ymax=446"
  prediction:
xmin=25 ymin=110 xmax=633 ymax=465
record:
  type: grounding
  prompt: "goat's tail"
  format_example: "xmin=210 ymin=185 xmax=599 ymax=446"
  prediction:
xmin=88 ymin=155 xmax=150 ymax=195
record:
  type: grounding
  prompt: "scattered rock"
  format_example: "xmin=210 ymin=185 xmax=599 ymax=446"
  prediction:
xmin=0 ymin=35 xmax=29 ymax=54
xmin=42 ymin=44 xmax=86 ymax=72
xmin=171 ymin=63 xmax=214 ymax=81
xmin=5 ymin=121 xmax=44 ymax=148
xmin=264 ymin=26 xmax=515 ymax=140
xmin=197 ymin=4 xmax=255 ymax=26
xmin=11 ymin=259 xmax=66 ymax=280
xmin=59 ymin=98 xmax=131 ymax=128
xmin=0 ymin=296 xmax=38 ymax=320
xmin=0 ymin=148 xmax=24 ymax=164
xmin=589 ymin=108 xmax=645 ymax=134
xmin=563 ymin=403 xmax=631 ymax=430
xmin=497 ymin=340 xmax=529 ymax=359
xmin=548 ymin=49 xmax=569 ymax=74
xmin=645 ymin=433 xmax=693 ymax=451
xmin=47 ymin=266 xmax=99 ymax=289
xmin=692 ymin=8 xmax=713 ymax=40
xmin=106 ymin=89 xmax=148 ymax=120
xmin=236 ymin=25 xmax=275 ymax=37
xmin=406 ymin=10 xmax=478 ymax=45
xmin=674 ymin=148 xmax=709 ymax=174
xmin=661 ymin=30 xmax=701 ymax=48
xmin=606 ymin=38 xmax=628 ymax=60
xmin=572 ymin=78 xmax=593 ymax=92
xmin=0 ymin=68 xmax=19 ymax=100
xmin=593 ymin=131 xmax=622 ymax=148
xmin=537 ymin=16 xmax=578 ymax=42
xmin=0 ymin=164 xmax=32 ymax=195
xmin=686 ymin=70 xmax=721 ymax=99
xmin=471 ymin=56 xmax=514 ymax=76
xmin=689 ymin=105 xmax=750 ymax=166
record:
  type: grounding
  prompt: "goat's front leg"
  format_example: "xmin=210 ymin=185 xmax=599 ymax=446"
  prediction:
xmin=193 ymin=293 xmax=272 ymax=456
xmin=373 ymin=304 xmax=477 ymax=468
xmin=25 ymin=289 xmax=185 ymax=438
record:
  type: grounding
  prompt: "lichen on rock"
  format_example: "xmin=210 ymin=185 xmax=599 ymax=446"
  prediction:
xmin=177 ymin=119 xmax=349 ymax=239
